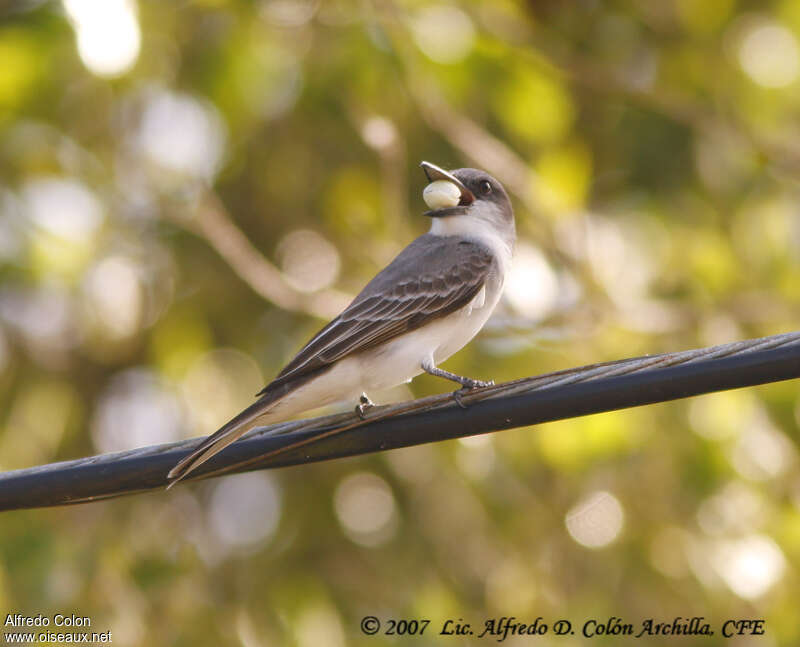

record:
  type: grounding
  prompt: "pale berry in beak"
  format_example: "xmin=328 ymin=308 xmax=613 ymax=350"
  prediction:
xmin=423 ymin=180 xmax=462 ymax=210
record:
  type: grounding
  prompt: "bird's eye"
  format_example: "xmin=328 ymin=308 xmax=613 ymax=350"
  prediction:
xmin=479 ymin=180 xmax=492 ymax=195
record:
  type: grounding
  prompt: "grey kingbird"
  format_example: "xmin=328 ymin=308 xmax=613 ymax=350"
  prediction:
xmin=167 ymin=161 xmax=515 ymax=484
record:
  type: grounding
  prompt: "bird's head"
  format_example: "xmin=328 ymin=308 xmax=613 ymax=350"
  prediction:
xmin=420 ymin=161 xmax=515 ymax=247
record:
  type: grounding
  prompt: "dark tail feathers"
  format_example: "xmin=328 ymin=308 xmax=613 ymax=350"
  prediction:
xmin=166 ymin=391 xmax=282 ymax=487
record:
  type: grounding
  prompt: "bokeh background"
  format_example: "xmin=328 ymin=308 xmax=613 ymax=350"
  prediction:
xmin=1 ymin=0 xmax=800 ymax=645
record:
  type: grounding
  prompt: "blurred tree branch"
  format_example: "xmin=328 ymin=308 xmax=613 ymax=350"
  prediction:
xmin=164 ymin=188 xmax=352 ymax=320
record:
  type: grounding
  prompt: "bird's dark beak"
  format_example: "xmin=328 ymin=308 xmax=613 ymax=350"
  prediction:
xmin=420 ymin=161 xmax=475 ymax=207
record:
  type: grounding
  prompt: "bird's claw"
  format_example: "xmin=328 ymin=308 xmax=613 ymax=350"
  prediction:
xmin=452 ymin=378 xmax=493 ymax=408
xmin=355 ymin=393 xmax=375 ymax=420
xmin=464 ymin=378 xmax=494 ymax=389
xmin=453 ymin=388 xmax=469 ymax=409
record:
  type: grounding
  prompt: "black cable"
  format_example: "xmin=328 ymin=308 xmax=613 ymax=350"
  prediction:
xmin=1 ymin=331 xmax=799 ymax=512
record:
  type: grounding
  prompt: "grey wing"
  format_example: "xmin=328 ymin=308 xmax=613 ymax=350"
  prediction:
xmin=258 ymin=236 xmax=494 ymax=394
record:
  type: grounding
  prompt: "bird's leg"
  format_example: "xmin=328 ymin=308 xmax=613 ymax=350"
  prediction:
xmin=421 ymin=361 xmax=494 ymax=409
xmin=421 ymin=361 xmax=494 ymax=389
xmin=355 ymin=392 xmax=375 ymax=419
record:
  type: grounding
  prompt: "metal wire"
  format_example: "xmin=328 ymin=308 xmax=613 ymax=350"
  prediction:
xmin=1 ymin=331 xmax=799 ymax=511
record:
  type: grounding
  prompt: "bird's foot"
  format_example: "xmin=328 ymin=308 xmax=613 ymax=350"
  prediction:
xmin=462 ymin=377 xmax=494 ymax=389
xmin=355 ymin=393 xmax=375 ymax=419
xmin=452 ymin=378 xmax=494 ymax=408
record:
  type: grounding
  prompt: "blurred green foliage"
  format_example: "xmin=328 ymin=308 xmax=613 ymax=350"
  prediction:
xmin=1 ymin=0 xmax=799 ymax=645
